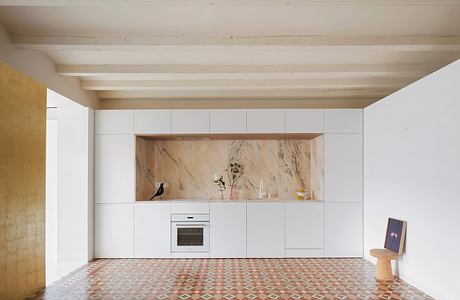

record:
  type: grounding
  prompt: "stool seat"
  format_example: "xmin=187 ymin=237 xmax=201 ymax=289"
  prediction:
xmin=370 ymin=248 xmax=398 ymax=259
xmin=369 ymin=248 xmax=399 ymax=281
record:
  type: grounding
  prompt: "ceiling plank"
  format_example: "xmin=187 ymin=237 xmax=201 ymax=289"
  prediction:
xmin=11 ymin=35 xmax=460 ymax=51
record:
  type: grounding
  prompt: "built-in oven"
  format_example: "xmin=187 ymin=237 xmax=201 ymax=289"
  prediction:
xmin=171 ymin=214 xmax=210 ymax=253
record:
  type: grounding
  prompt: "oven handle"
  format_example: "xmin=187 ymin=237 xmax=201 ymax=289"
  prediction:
xmin=173 ymin=223 xmax=209 ymax=227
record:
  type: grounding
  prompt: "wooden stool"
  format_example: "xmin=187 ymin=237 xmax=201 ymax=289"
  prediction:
xmin=369 ymin=248 xmax=399 ymax=281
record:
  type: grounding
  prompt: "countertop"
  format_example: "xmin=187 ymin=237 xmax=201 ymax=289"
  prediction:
xmin=136 ymin=198 xmax=322 ymax=203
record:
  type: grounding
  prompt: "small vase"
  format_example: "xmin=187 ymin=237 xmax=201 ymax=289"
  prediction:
xmin=228 ymin=187 xmax=239 ymax=200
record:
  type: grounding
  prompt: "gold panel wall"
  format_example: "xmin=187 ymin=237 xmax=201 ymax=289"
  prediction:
xmin=0 ymin=61 xmax=46 ymax=299
xmin=137 ymin=136 xmax=323 ymax=201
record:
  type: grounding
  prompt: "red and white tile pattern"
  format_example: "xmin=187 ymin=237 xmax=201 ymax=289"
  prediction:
xmin=28 ymin=258 xmax=433 ymax=300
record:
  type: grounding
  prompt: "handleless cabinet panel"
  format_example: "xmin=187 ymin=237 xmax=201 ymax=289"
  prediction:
xmin=324 ymin=109 xmax=362 ymax=133
xmin=172 ymin=109 xmax=210 ymax=134
xmin=247 ymin=202 xmax=285 ymax=258
xmin=324 ymin=202 xmax=362 ymax=257
xmin=210 ymin=109 xmax=246 ymax=133
xmin=134 ymin=109 xmax=171 ymax=134
xmin=135 ymin=202 xmax=171 ymax=258
xmin=95 ymin=203 xmax=134 ymax=258
xmin=210 ymin=202 xmax=246 ymax=258
xmin=171 ymin=201 xmax=210 ymax=214
xmin=95 ymin=110 xmax=133 ymax=134
xmin=285 ymin=109 xmax=324 ymax=133
xmin=285 ymin=202 xmax=324 ymax=249
xmin=324 ymin=134 xmax=363 ymax=202
xmin=247 ymin=109 xmax=285 ymax=133
xmin=95 ymin=134 xmax=135 ymax=203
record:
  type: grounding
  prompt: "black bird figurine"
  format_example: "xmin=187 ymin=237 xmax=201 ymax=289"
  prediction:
xmin=150 ymin=182 xmax=165 ymax=200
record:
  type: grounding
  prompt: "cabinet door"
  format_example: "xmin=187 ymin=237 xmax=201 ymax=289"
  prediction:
xmin=247 ymin=202 xmax=285 ymax=258
xmin=285 ymin=109 xmax=324 ymax=133
xmin=95 ymin=134 xmax=135 ymax=203
xmin=134 ymin=109 xmax=171 ymax=134
xmin=171 ymin=109 xmax=210 ymax=134
xmin=285 ymin=202 xmax=324 ymax=249
xmin=210 ymin=202 xmax=246 ymax=258
xmin=247 ymin=109 xmax=285 ymax=133
xmin=95 ymin=203 xmax=134 ymax=258
xmin=324 ymin=202 xmax=362 ymax=257
xmin=324 ymin=134 xmax=363 ymax=202
xmin=134 ymin=202 xmax=171 ymax=258
xmin=95 ymin=110 xmax=133 ymax=134
xmin=324 ymin=109 xmax=362 ymax=133
xmin=210 ymin=109 xmax=246 ymax=133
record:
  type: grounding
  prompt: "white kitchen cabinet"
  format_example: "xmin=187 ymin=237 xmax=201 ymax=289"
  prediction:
xmin=285 ymin=202 xmax=324 ymax=250
xmin=134 ymin=109 xmax=171 ymax=134
xmin=210 ymin=109 xmax=246 ymax=133
xmin=324 ymin=134 xmax=363 ymax=202
xmin=95 ymin=134 xmax=135 ymax=203
xmin=285 ymin=109 xmax=324 ymax=133
xmin=95 ymin=110 xmax=133 ymax=134
xmin=210 ymin=202 xmax=246 ymax=258
xmin=324 ymin=202 xmax=362 ymax=257
xmin=247 ymin=109 xmax=285 ymax=133
xmin=134 ymin=202 xmax=171 ymax=258
xmin=171 ymin=109 xmax=210 ymax=134
xmin=171 ymin=201 xmax=209 ymax=214
xmin=247 ymin=202 xmax=285 ymax=258
xmin=324 ymin=109 xmax=362 ymax=133
xmin=95 ymin=203 xmax=134 ymax=258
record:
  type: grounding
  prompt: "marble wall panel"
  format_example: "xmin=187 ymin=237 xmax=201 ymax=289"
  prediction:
xmin=137 ymin=137 xmax=324 ymax=201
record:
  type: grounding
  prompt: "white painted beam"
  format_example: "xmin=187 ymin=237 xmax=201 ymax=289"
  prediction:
xmin=57 ymin=63 xmax=442 ymax=80
xmin=96 ymin=87 xmax=395 ymax=100
xmin=11 ymin=35 xmax=460 ymax=51
xmin=2 ymin=0 xmax=459 ymax=6
xmin=80 ymin=78 xmax=414 ymax=91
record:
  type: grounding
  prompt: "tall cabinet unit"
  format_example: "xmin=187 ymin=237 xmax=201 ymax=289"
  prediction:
xmin=94 ymin=110 xmax=136 ymax=258
xmin=323 ymin=109 xmax=363 ymax=257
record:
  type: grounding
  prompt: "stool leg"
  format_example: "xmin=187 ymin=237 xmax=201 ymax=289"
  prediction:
xmin=375 ymin=258 xmax=393 ymax=281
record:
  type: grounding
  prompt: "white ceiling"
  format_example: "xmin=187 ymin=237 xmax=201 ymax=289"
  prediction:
xmin=1 ymin=0 xmax=460 ymax=108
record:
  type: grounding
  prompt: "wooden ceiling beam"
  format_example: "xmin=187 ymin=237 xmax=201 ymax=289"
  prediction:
xmin=57 ymin=63 xmax=442 ymax=80
xmin=2 ymin=0 xmax=460 ymax=6
xmin=80 ymin=78 xmax=414 ymax=91
xmin=11 ymin=35 xmax=460 ymax=51
xmin=96 ymin=87 xmax=396 ymax=100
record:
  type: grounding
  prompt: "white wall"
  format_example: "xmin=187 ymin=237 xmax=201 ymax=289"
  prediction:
xmin=0 ymin=24 xmax=98 ymax=108
xmin=364 ymin=59 xmax=460 ymax=300
xmin=47 ymin=90 xmax=95 ymax=265
xmin=45 ymin=113 xmax=58 ymax=265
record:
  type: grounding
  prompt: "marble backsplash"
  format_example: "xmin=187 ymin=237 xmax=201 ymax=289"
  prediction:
xmin=136 ymin=136 xmax=323 ymax=201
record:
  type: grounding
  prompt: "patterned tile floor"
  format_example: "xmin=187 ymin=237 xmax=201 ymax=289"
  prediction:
xmin=28 ymin=258 xmax=433 ymax=300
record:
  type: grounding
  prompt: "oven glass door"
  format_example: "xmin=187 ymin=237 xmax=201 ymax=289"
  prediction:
xmin=172 ymin=223 xmax=209 ymax=252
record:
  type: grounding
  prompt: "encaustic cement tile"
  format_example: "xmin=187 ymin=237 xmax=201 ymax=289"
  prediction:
xmin=27 ymin=258 xmax=433 ymax=300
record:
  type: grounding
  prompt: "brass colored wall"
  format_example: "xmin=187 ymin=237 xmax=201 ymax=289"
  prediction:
xmin=0 ymin=61 xmax=46 ymax=299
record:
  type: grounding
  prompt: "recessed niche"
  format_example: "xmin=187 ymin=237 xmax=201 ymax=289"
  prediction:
xmin=136 ymin=134 xmax=323 ymax=201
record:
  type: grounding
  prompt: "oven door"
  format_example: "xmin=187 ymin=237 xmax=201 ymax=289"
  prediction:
xmin=171 ymin=222 xmax=209 ymax=253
